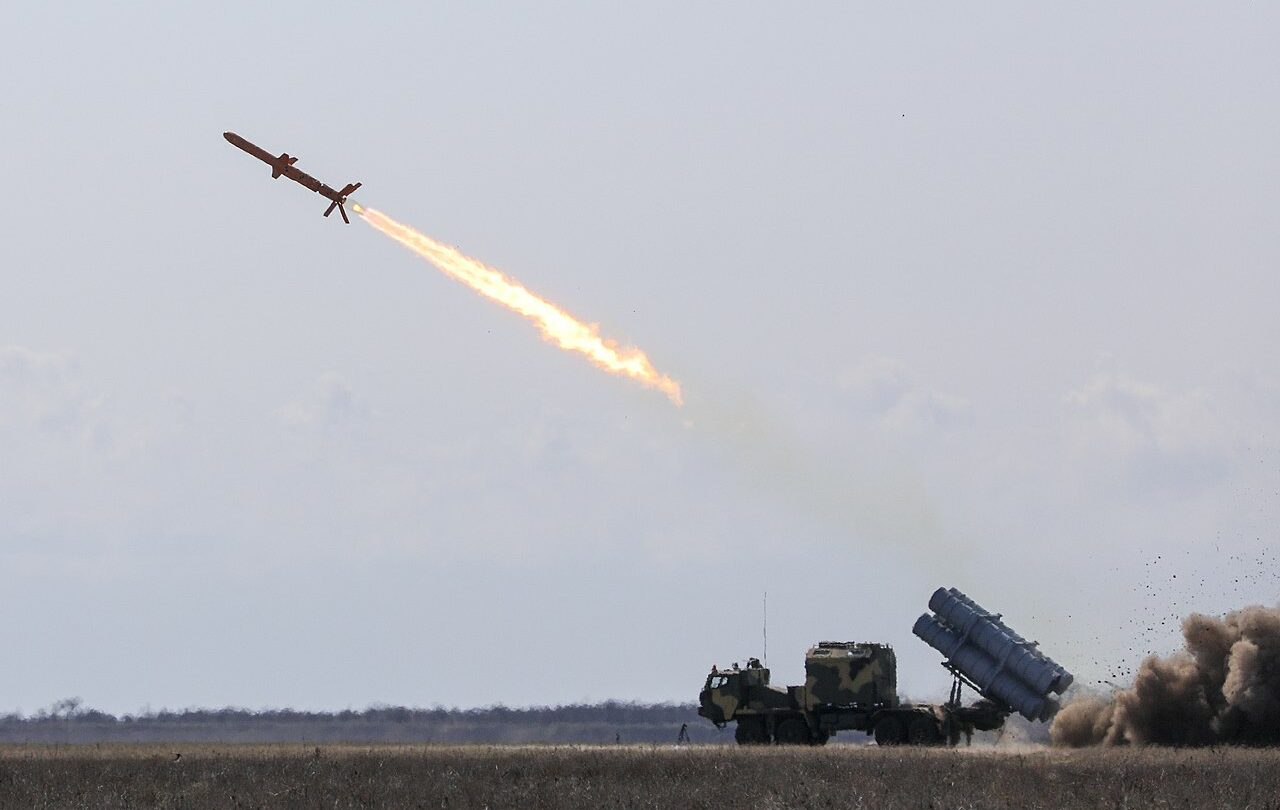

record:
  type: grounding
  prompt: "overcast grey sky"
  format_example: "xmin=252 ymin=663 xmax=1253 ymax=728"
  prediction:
xmin=2 ymin=3 xmax=1277 ymax=714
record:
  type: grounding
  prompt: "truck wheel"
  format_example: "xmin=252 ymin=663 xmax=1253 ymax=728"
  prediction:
xmin=734 ymin=718 xmax=768 ymax=745
xmin=809 ymin=730 xmax=830 ymax=746
xmin=873 ymin=715 xmax=905 ymax=746
xmin=907 ymin=715 xmax=942 ymax=745
xmin=774 ymin=718 xmax=810 ymax=745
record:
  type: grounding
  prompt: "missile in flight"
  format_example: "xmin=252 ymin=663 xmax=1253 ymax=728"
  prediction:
xmin=223 ymin=131 xmax=361 ymax=223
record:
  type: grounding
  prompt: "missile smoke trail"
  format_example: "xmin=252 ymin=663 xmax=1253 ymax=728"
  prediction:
xmin=351 ymin=203 xmax=682 ymax=406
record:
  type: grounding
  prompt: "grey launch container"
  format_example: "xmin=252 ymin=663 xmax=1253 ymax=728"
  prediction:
xmin=912 ymin=587 xmax=1074 ymax=723
xmin=912 ymin=614 xmax=1056 ymax=722
xmin=932 ymin=588 xmax=1073 ymax=694
xmin=927 ymin=588 xmax=1073 ymax=695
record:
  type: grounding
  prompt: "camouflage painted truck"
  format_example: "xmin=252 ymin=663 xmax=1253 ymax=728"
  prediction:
xmin=697 ymin=587 xmax=1074 ymax=746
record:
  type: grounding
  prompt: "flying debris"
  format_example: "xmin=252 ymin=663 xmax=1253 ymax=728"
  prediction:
xmin=222 ymin=132 xmax=361 ymax=223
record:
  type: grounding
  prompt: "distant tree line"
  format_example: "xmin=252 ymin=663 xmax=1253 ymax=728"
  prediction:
xmin=0 ymin=699 xmax=728 ymax=745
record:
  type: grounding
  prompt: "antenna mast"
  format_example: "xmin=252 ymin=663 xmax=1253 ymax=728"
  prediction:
xmin=763 ymin=590 xmax=768 ymax=667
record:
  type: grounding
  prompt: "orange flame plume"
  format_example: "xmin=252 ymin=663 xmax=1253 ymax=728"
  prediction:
xmin=351 ymin=204 xmax=682 ymax=405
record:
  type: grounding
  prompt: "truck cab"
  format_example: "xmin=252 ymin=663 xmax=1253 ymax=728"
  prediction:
xmin=698 ymin=659 xmax=772 ymax=726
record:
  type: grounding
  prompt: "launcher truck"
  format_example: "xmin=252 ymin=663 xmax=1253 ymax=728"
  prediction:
xmin=697 ymin=587 xmax=1073 ymax=746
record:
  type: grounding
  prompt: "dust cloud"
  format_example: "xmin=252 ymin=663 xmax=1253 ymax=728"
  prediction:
xmin=1052 ymin=605 xmax=1280 ymax=746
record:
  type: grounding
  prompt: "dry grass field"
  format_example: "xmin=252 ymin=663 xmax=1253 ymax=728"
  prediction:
xmin=0 ymin=743 xmax=1277 ymax=809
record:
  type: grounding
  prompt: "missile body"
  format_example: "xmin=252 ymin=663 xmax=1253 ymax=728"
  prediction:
xmin=223 ymin=132 xmax=361 ymax=223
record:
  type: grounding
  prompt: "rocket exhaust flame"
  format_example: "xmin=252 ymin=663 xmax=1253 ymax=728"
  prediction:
xmin=351 ymin=203 xmax=683 ymax=405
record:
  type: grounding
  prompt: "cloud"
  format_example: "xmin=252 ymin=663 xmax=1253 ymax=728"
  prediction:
xmin=0 ymin=345 xmax=76 ymax=381
xmin=1066 ymin=371 xmax=1234 ymax=493
xmin=0 ymin=344 xmax=103 ymax=440
xmin=837 ymin=357 xmax=970 ymax=431
xmin=1068 ymin=372 xmax=1223 ymax=455
xmin=276 ymin=373 xmax=371 ymax=431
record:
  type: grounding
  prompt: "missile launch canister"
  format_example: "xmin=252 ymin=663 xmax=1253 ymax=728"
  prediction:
xmin=912 ymin=587 xmax=1075 ymax=723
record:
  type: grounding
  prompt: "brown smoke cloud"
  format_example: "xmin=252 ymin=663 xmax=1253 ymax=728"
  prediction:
xmin=1052 ymin=605 xmax=1280 ymax=746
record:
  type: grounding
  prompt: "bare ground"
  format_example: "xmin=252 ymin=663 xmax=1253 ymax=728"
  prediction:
xmin=0 ymin=743 xmax=1277 ymax=809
